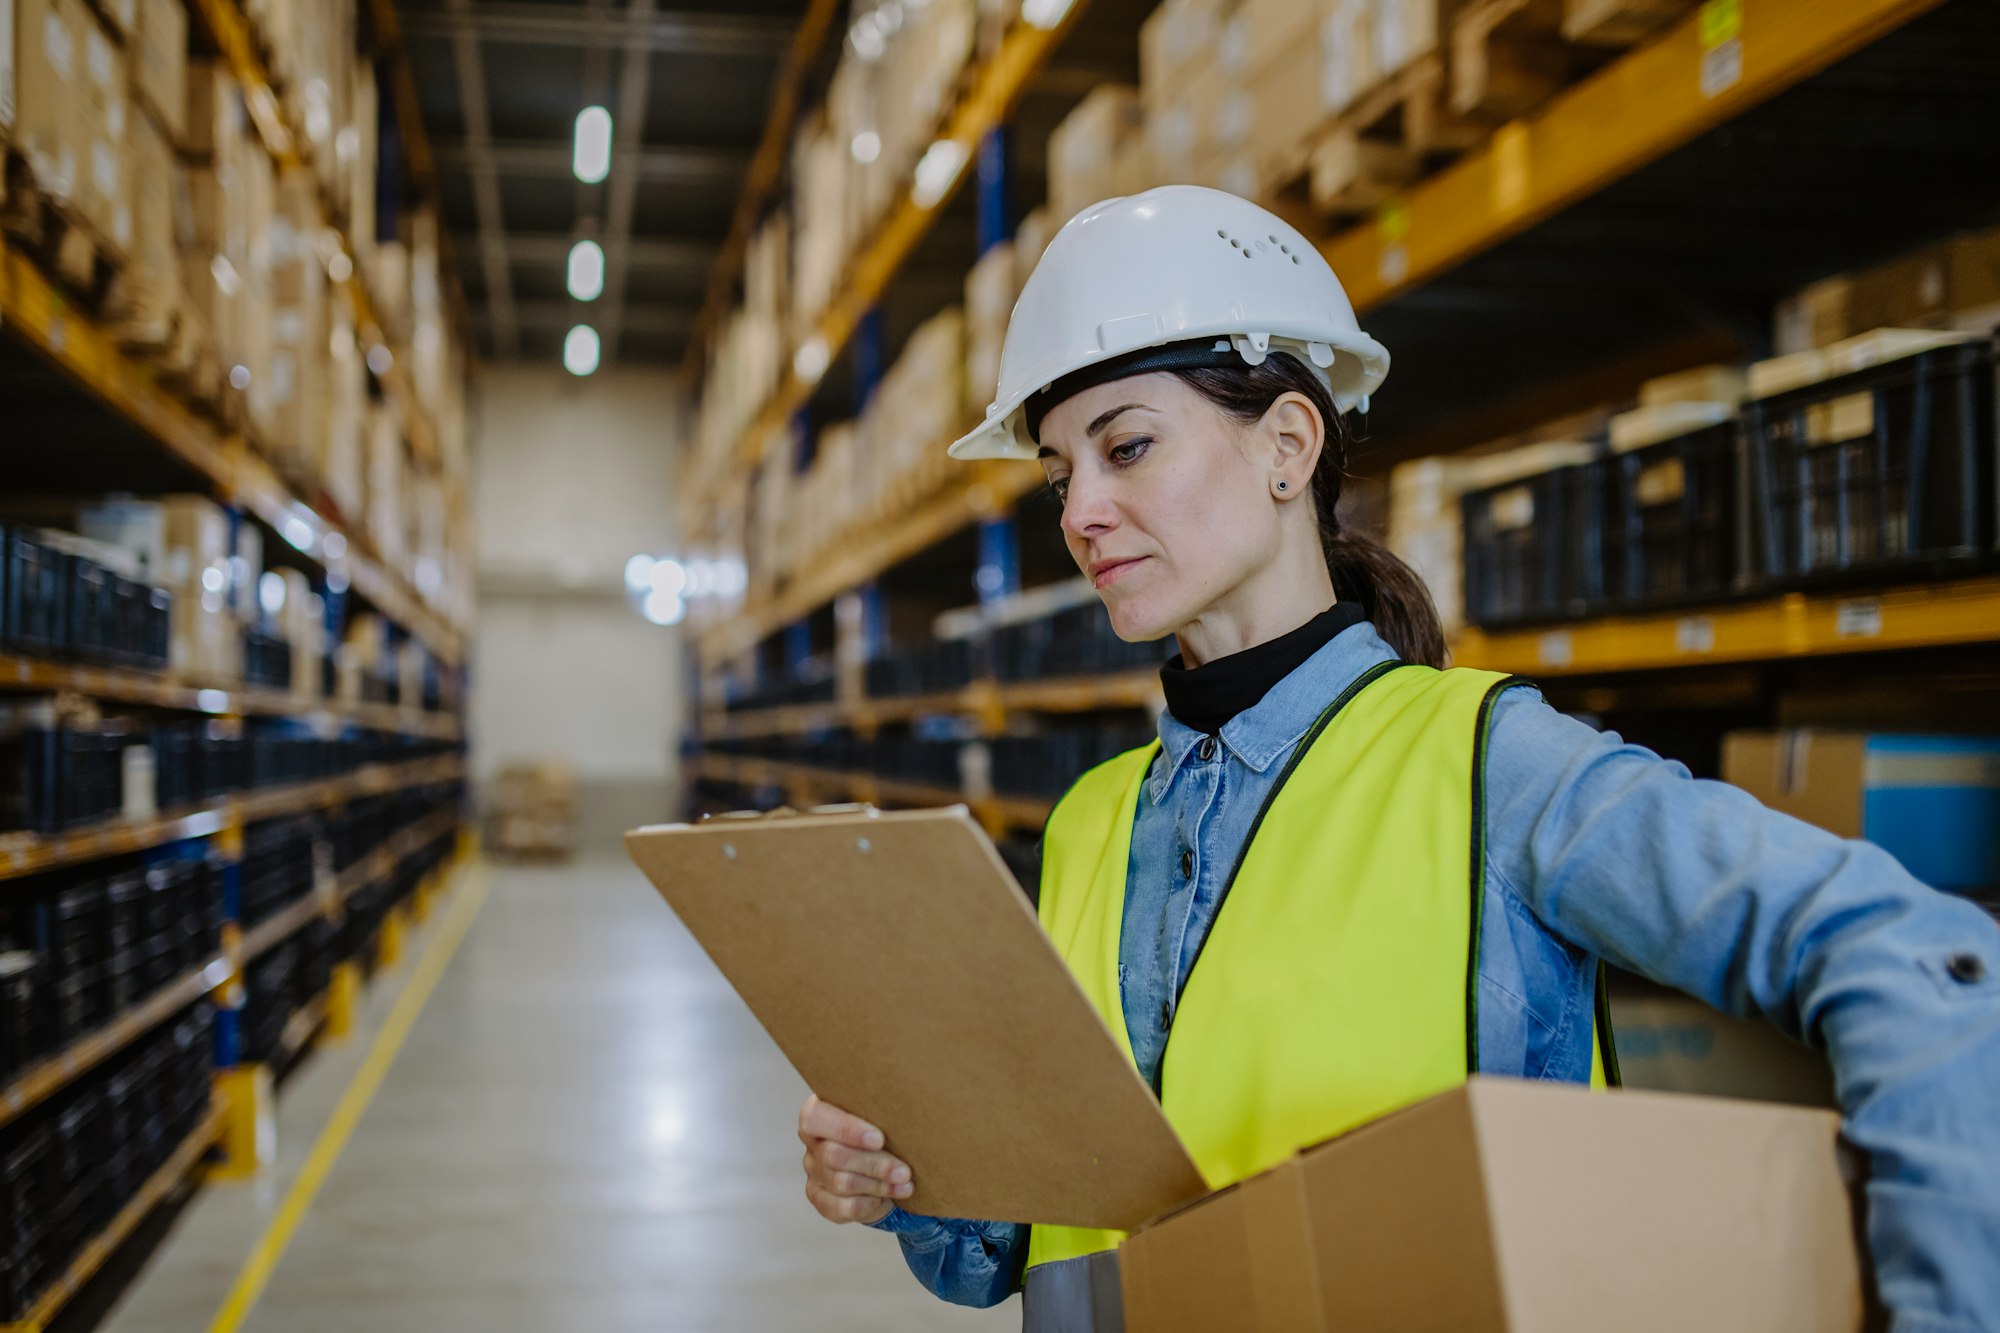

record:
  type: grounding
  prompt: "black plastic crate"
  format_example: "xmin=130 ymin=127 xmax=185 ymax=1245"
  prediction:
xmin=1462 ymin=459 xmax=1611 ymax=629
xmin=37 ymin=882 xmax=107 ymax=982
xmin=1604 ymin=421 xmax=1742 ymax=613
xmin=1743 ymin=339 xmax=1997 ymax=591
xmin=0 ymin=953 xmax=46 ymax=1078
xmin=0 ymin=528 xmax=68 ymax=658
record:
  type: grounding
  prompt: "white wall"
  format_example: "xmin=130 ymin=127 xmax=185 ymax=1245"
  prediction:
xmin=469 ymin=364 xmax=688 ymax=838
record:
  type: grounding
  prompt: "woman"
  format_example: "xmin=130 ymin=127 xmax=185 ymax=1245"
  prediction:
xmin=796 ymin=187 xmax=2000 ymax=1331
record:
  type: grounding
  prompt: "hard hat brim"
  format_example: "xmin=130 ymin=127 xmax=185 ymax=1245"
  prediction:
xmin=948 ymin=327 xmax=1390 ymax=462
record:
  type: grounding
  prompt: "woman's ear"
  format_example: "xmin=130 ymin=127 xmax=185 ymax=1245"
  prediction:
xmin=1263 ymin=391 xmax=1325 ymax=498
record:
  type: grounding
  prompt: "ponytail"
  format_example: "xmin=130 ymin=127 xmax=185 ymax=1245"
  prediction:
xmin=1174 ymin=357 xmax=1448 ymax=670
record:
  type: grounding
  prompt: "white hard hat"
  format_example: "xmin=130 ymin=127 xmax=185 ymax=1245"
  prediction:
xmin=948 ymin=185 xmax=1390 ymax=461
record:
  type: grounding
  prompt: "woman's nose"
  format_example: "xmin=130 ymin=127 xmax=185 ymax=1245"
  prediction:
xmin=1059 ymin=473 xmax=1117 ymax=538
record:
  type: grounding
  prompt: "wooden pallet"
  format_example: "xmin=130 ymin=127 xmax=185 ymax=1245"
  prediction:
xmin=0 ymin=152 xmax=125 ymax=308
xmin=1453 ymin=0 xmax=1580 ymax=121
xmin=1299 ymin=56 xmax=1487 ymax=220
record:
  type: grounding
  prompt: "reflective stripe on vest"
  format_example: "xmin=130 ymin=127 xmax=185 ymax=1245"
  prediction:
xmin=1025 ymin=662 xmax=1521 ymax=1279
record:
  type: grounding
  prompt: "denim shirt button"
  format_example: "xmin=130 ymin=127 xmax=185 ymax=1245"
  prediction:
xmin=1198 ymin=736 xmax=1218 ymax=762
xmin=1159 ymin=1000 xmax=1172 ymax=1028
xmin=1947 ymin=953 xmax=1987 ymax=984
xmin=1179 ymin=849 xmax=1193 ymax=878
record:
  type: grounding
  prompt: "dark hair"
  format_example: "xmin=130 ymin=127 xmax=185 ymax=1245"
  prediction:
xmin=1173 ymin=355 xmax=1448 ymax=669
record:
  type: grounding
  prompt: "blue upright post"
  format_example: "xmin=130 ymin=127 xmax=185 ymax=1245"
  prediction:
xmin=792 ymin=406 xmax=814 ymax=475
xmin=853 ymin=305 xmax=886 ymax=412
xmin=859 ymin=581 xmax=888 ymax=658
xmin=977 ymin=125 xmax=1011 ymax=256
xmin=784 ymin=621 xmax=813 ymax=679
xmin=976 ymin=518 xmax=1021 ymax=607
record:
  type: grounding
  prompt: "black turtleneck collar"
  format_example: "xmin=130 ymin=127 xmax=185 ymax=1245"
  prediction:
xmin=1159 ymin=602 xmax=1368 ymax=735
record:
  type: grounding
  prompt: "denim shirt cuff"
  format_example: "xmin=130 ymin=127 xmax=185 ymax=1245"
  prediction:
xmin=866 ymin=1205 xmax=950 ymax=1244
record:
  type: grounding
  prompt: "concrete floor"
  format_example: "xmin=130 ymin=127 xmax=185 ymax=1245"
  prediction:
xmin=92 ymin=857 xmax=1021 ymax=1333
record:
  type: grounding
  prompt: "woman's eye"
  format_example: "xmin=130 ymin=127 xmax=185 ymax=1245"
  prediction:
xmin=1046 ymin=479 xmax=1069 ymax=505
xmin=1109 ymin=437 xmax=1152 ymax=465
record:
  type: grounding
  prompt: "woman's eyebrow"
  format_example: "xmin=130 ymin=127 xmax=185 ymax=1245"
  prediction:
xmin=1087 ymin=403 xmax=1150 ymax=437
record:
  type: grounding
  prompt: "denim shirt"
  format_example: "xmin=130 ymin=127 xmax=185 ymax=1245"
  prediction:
xmin=871 ymin=622 xmax=2000 ymax=1331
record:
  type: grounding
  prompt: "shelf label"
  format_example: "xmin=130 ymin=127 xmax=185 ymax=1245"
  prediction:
xmin=1699 ymin=0 xmax=1743 ymax=99
xmin=1835 ymin=599 xmax=1883 ymax=639
xmin=1537 ymin=631 xmax=1574 ymax=667
xmin=1675 ymin=617 xmax=1716 ymax=654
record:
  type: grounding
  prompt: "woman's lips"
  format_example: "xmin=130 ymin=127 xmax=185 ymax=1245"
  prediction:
xmin=1092 ymin=557 xmax=1146 ymax=589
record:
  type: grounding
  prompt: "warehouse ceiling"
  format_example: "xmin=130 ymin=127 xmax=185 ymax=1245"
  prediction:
xmin=397 ymin=0 xmax=1150 ymax=371
xmin=398 ymin=0 xmax=814 ymax=366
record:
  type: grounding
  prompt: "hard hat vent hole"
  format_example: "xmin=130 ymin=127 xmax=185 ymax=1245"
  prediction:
xmin=1291 ymin=255 xmax=1300 ymax=265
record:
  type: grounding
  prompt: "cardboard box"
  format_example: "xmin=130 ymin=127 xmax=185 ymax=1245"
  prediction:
xmin=1639 ymin=362 xmax=1747 ymax=409
xmin=77 ymin=1 xmax=128 ymax=248
xmin=128 ymin=0 xmax=181 ymax=141
xmin=1047 ymin=85 xmax=1145 ymax=225
xmin=1121 ymin=1078 xmax=1866 ymax=1333
xmin=1609 ymin=987 xmax=1835 ymax=1109
xmin=1723 ymin=730 xmax=2000 ymax=896
xmin=14 ymin=0 xmax=83 ymax=203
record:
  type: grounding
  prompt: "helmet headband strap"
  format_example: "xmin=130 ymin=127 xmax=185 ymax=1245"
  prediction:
xmin=1023 ymin=338 xmax=1246 ymax=442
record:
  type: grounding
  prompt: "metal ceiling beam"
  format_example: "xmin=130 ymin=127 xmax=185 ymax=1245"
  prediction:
xmin=514 ymin=301 xmax=694 ymax=337
xmin=433 ymin=139 xmax=746 ymax=184
xmin=597 ymin=0 xmax=657 ymax=361
xmin=443 ymin=0 xmax=518 ymax=356
xmin=401 ymin=1 xmax=789 ymax=57
xmin=497 ymin=233 xmax=716 ymax=269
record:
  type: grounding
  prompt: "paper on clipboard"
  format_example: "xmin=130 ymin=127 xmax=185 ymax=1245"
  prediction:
xmin=624 ymin=805 xmax=1206 ymax=1231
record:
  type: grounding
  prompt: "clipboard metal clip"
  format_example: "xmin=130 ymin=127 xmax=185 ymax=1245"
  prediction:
xmin=697 ymin=802 xmax=884 ymax=823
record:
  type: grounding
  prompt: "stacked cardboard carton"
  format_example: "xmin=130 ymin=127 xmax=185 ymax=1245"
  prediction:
xmin=1046 ymin=86 xmax=1154 ymax=226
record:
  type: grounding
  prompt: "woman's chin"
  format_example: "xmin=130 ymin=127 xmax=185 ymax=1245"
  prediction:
xmin=1101 ymin=595 xmax=1176 ymax=646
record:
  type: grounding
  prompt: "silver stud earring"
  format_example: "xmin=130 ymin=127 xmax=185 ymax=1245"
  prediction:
xmin=1276 ymin=480 xmax=1289 ymax=491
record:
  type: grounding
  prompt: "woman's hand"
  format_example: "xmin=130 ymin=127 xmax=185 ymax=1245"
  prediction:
xmin=799 ymin=1093 xmax=914 ymax=1226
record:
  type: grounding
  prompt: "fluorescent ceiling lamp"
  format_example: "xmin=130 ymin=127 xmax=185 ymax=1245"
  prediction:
xmin=574 ymin=106 xmax=613 ymax=184
xmin=568 ymin=239 xmax=605 ymax=301
xmin=793 ymin=336 xmax=830 ymax=385
xmin=259 ymin=571 xmax=287 ymax=616
xmin=643 ymin=586 xmax=686 ymax=626
xmin=911 ymin=139 xmax=967 ymax=208
xmin=647 ymin=559 xmax=688 ymax=598
xmin=1021 ymin=0 xmax=1077 ymax=28
xmin=565 ymin=324 xmax=602 ymax=376
xmin=624 ymin=553 xmax=657 ymax=592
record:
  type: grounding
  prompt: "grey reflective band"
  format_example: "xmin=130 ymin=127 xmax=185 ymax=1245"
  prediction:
xmin=1022 ymin=1250 xmax=1125 ymax=1333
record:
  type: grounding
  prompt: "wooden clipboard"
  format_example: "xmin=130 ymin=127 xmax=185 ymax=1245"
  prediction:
xmin=625 ymin=804 xmax=1206 ymax=1230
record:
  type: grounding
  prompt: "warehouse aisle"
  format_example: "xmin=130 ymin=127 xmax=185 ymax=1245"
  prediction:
xmin=96 ymin=858 xmax=1019 ymax=1333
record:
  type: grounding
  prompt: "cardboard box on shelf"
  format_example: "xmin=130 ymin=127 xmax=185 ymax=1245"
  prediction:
xmin=1140 ymin=0 xmax=1222 ymax=108
xmin=964 ymin=241 xmax=1017 ymax=404
xmin=365 ymin=404 xmax=406 ymax=571
xmin=1120 ymin=1079 xmax=1865 ymax=1333
xmin=14 ymin=0 xmax=84 ymax=205
xmin=128 ymin=0 xmax=183 ymax=142
xmin=1609 ymin=985 xmax=1835 ymax=1109
xmin=109 ymin=102 xmax=180 ymax=341
xmin=274 ymin=567 xmax=323 ymax=701
xmin=1639 ymin=362 xmax=1748 ymax=409
xmin=86 ymin=0 xmax=135 ymax=40
xmin=1723 ymin=730 xmax=2000 ymax=899
xmin=76 ymin=1 xmax=129 ymax=250
xmin=1047 ymin=85 xmax=1146 ymax=226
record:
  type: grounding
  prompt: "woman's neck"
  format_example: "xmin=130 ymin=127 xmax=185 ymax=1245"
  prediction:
xmin=1173 ymin=533 xmax=1338 ymax=668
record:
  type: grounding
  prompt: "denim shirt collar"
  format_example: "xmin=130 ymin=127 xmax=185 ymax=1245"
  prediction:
xmin=1148 ymin=620 xmax=1401 ymax=803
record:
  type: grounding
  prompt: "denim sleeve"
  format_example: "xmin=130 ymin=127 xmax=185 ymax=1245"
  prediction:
xmin=1482 ymin=688 xmax=2000 ymax=1333
xmin=864 ymin=1207 xmax=1026 ymax=1307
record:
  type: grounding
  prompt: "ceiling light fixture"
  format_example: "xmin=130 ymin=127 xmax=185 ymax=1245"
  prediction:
xmin=565 ymin=324 xmax=602 ymax=377
xmin=574 ymin=106 xmax=613 ymax=184
xmin=568 ymin=239 xmax=605 ymax=301
xmin=911 ymin=139 xmax=967 ymax=208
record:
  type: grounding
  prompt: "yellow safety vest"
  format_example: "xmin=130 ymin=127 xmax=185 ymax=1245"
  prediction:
xmin=1027 ymin=661 xmax=1554 ymax=1272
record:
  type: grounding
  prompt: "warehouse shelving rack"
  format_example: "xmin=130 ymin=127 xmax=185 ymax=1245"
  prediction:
xmin=0 ymin=0 xmax=479 ymax=1319
xmin=686 ymin=0 xmax=2000 ymax=833
xmin=679 ymin=3 xmax=1094 ymax=520
xmin=0 ymin=1105 xmax=227 ymax=1333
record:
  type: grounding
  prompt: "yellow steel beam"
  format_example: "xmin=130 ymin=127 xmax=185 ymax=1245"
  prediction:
xmin=1324 ymin=0 xmax=1949 ymax=312
xmin=1452 ymin=574 xmax=2000 ymax=676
